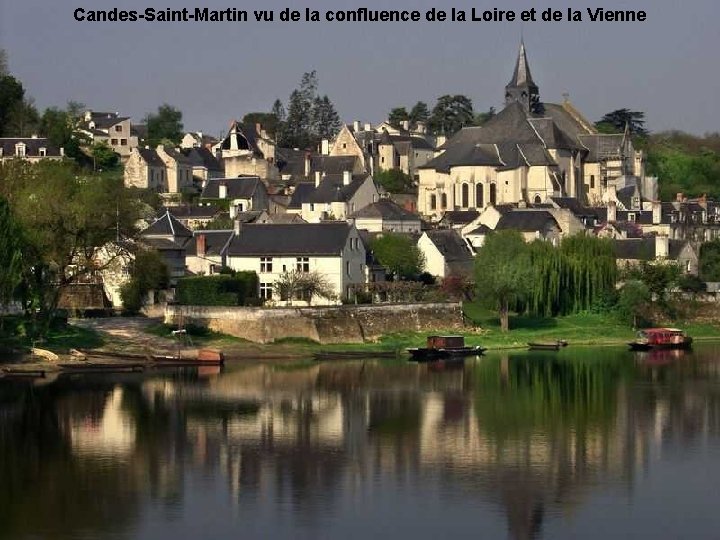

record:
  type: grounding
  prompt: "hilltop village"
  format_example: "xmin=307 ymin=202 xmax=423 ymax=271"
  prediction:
xmin=0 ymin=42 xmax=715 ymax=341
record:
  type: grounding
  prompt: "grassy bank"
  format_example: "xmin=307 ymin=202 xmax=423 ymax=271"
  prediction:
xmin=0 ymin=319 xmax=104 ymax=354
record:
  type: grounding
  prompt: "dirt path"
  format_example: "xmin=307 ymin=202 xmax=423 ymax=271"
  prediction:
xmin=72 ymin=317 xmax=177 ymax=354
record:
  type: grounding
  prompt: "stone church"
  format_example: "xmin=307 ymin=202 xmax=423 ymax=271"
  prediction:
xmin=417 ymin=42 xmax=651 ymax=220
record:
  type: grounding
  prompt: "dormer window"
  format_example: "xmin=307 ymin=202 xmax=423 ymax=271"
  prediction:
xmin=39 ymin=148 xmax=46 ymax=157
xmin=628 ymin=213 xmax=636 ymax=222
xmin=15 ymin=143 xmax=26 ymax=157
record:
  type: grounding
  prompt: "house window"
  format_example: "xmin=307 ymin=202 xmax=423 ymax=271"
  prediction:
xmin=628 ymin=213 xmax=636 ymax=222
xmin=430 ymin=194 xmax=437 ymax=210
xmin=295 ymin=289 xmax=310 ymax=301
xmin=260 ymin=257 xmax=273 ymax=273
xmin=441 ymin=193 xmax=447 ymax=209
xmin=39 ymin=148 xmax=47 ymax=157
xmin=342 ymin=143 xmax=347 ymax=149
xmin=346 ymin=261 xmax=350 ymax=275
xmin=259 ymin=282 xmax=273 ymax=300
xmin=121 ymin=139 xmax=127 ymax=146
xmin=632 ymin=196 xmax=640 ymax=209
xmin=15 ymin=143 xmax=25 ymax=157
xmin=590 ymin=175 xmax=595 ymax=189
xmin=111 ymin=138 xmax=118 ymax=146
xmin=296 ymin=257 xmax=309 ymax=272
xmin=115 ymin=125 xmax=123 ymax=132
xmin=461 ymin=183 xmax=469 ymax=208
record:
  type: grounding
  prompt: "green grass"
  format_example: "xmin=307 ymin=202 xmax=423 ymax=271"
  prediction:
xmin=0 ymin=320 xmax=104 ymax=354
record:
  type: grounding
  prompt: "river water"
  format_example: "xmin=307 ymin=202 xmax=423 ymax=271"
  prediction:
xmin=2 ymin=344 xmax=720 ymax=539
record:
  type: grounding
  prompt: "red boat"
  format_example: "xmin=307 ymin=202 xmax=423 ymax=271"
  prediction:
xmin=628 ymin=328 xmax=693 ymax=351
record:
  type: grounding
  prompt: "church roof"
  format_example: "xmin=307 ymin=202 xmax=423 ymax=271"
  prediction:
xmin=507 ymin=41 xmax=537 ymax=89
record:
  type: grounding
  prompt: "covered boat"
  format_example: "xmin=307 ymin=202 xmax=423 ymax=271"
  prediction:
xmin=628 ymin=328 xmax=693 ymax=351
xmin=407 ymin=335 xmax=486 ymax=361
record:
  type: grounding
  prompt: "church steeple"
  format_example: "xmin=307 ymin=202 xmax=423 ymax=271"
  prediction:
xmin=505 ymin=40 xmax=540 ymax=114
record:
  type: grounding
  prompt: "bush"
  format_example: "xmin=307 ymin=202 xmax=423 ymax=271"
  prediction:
xmin=176 ymin=272 xmax=258 ymax=306
xmin=120 ymin=280 xmax=143 ymax=314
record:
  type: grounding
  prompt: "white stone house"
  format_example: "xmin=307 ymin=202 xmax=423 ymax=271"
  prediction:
xmin=0 ymin=137 xmax=64 ymax=163
xmin=417 ymin=229 xmax=475 ymax=279
xmin=200 ymin=176 xmax=269 ymax=218
xmin=225 ymin=222 xmax=366 ymax=305
xmin=124 ymin=147 xmax=167 ymax=191
xmin=80 ymin=111 xmax=138 ymax=159
xmin=349 ymin=199 xmax=422 ymax=233
xmin=300 ymin=171 xmax=379 ymax=223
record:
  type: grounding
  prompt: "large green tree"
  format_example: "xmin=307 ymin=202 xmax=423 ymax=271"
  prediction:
xmin=474 ymin=230 xmax=531 ymax=332
xmin=388 ymin=107 xmax=410 ymax=129
xmin=409 ymin=101 xmax=429 ymax=127
xmin=595 ymin=108 xmax=648 ymax=137
xmin=370 ymin=233 xmax=425 ymax=280
xmin=0 ymin=197 xmax=24 ymax=306
xmin=428 ymin=95 xmax=474 ymax=135
xmin=281 ymin=71 xmax=342 ymax=149
xmin=145 ymin=104 xmax=183 ymax=147
xmin=374 ymin=169 xmax=414 ymax=193
xmin=699 ymin=239 xmax=720 ymax=281
xmin=0 ymin=74 xmax=25 ymax=137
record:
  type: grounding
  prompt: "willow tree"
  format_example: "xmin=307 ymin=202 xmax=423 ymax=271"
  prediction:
xmin=0 ymin=197 xmax=24 ymax=307
xmin=526 ymin=235 xmax=616 ymax=317
xmin=475 ymin=230 xmax=531 ymax=332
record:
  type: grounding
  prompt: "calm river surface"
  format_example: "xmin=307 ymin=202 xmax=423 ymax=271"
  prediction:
xmin=3 ymin=344 xmax=720 ymax=539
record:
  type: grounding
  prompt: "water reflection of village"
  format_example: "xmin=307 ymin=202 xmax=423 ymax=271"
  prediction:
xmin=3 ymin=346 xmax=720 ymax=539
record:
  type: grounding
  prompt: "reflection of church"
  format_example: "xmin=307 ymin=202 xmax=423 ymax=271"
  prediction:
xmin=418 ymin=41 xmax=652 ymax=220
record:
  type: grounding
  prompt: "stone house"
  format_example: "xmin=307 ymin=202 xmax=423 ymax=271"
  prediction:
xmin=139 ymin=210 xmax=193 ymax=283
xmin=166 ymin=205 xmax=224 ymax=230
xmin=613 ymin=235 xmax=699 ymax=275
xmin=299 ymin=171 xmax=379 ymax=223
xmin=181 ymin=146 xmax=223 ymax=184
xmin=349 ymin=199 xmax=422 ymax=233
xmin=417 ymin=229 xmax=475 ymax=278
xmin=124 ymin=147 xmax=167 ymax=191
xmin=216 ymin=121 xmax=279 ymax=181
xmin=225 ymin=222 xmax=367 ymax=305
xmin=185 ymin=230 xmax=234 ymax=275
xmin=0 ymin=137 xmax=64 ymax=163
xmin=80 ymin=111 xmax=138 ymax=159
xmin=156 ymin=145 xmax=194 ymax=193
xmin=180 ymin=131 xmax=219 ymax=149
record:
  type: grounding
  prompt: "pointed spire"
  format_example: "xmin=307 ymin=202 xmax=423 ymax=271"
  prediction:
xmin=509 ymin=39 xmax=535 ymax=88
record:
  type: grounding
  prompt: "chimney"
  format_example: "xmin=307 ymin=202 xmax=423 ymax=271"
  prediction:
xmin=364 ymin=122 xmax=372 ymax=132
xmin=218 ymin=182 xmax=227 ymax=199
xmin=343 ymin=170 xmax=351 ymax=186
xmin=655 ymin=235 xmax=669 ymax=259
xmin=652 ymin=201 xmax=662 ymax=224
xmin=416 ymin=121 xmax=426 ymax=134
xmin=353 ymin=120 xmax=361 ymax=132
xmin=60 ymin=147 xmax=65 ymax=157
xmin=233 ymin=219 xmax=242 ymax=236
xmin=304 ymin=152 xmax=312 ymax=176
xmin=196 ymin=234 xmax=206 ymax=257
xmin=315 ymin=171 xmax=322 ymax=187
xmin=31 ymin=134 xmax=38 ymax=139
xmin=607 ymin=200 xmax=617 ymax=222
xmin=321 ymin=139 xmax=330 ymax=155
xmin=401 ymin=120 xmax=410 ymax=131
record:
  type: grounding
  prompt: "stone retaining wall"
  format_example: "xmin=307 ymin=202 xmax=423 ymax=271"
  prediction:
xmin=164 ymin=302 xmax=464 ymax=344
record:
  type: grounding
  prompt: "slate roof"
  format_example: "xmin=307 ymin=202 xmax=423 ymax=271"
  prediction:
xmin=201 ymin=176 xmax=264 ymax=199
xmin=350 ymin=199 xmax=419 ymax=221
xmin=166 ymin=205 xmax=222 ymax=220
xmin=185 ymin=230 xmax=234 ymax=257
xmin=227 ymin=223 xmax=353 ymax=256
xmin=181 ymin=147 xmax=222 ymax=171
xmin=276 ymin=147 xmax=308 ymax=177
xmin=141 ymin=210 xmax=193 ymax=238
xmin=617 ymin=185 xmax=640 ymax=210
xmin=466 ymin=224 xmax=492 ymax=235
xmin=86 ymin=113 xmax=128 ymax=129
xmin=160 ymin=146 xmax=192 ymax=165
xmin=309 ymin=155 xmax=358 ymax=175
xmin=306 ymin=175 xmax=369 ymax=204
xmin=220 ymin=122 xmax=264 ymax=156
xmin=495 ymin=210 xmax=559 ymax=232
xmin=141 ymin=237 xmax=185 ymax=251
xmin=425 ymin=229 xmax=474 ymax=262
xmin=508 ymin=41 xmax=536 ymax=88
xmin=288 ymin=182 xmax=316 ymax=209
xmin=137 ymin=147 xmax=164 ymax=167
xmin=550 ymin=196 xmax=596 ymax=217
xmin=613 ymin=238 xmax=656 ymax=260
xmin=379 ymin=133 xmax=434 ymax=152
xmin=0 ymin=137 xmax=62 ymax=157
xmin=440 ymin=210 xmax=480 ymax=226
xmin=578 ymin=133 xmax=624 ymax=162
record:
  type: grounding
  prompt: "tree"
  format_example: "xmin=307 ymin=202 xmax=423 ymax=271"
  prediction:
xmin=90 ymin=142 xmax=119 ymax=170
xmin=311 ymin=95 xmax=342 ymax=141
xmin=625 ymin=260 xmax=680 ymax=303
xmin=596 ymin=109 xmax=648 ymax=137
xmin=270 ymin=99 xmax=287 ymax=144
xmin=699 ymin=239 xmax=720 ymax=281
xmin=428 ymin=95 xmax=474 ymax=135
xmin=0 ymin=49 xmax=7 ymax=76
xmin=145 ymin=104 xmax=183 ymax=147
xmin=242 ymin=112 xmax=281 ymax=138
xmin=0 ymin=197 xmax=24 ymax=306
xmin=474 ymin=230 xmax=531 ymax=332
xmin=0 ymin=160 xmax=142 ymax=336
xmin=120 ymin=248 xmax=169 ymax=314
xmin=370 ymin=233 xmax=425 ymax=280
xmin=409 ymin=101 xmax=429 ymax=127
xmin=272 ymin=270 xmax=336 ymax=305
xmin=0 ymin=75 xmax=25 ymax=137
xmin=616 ymin=280 xmax=651 ymax=328
xmin=388 ymin=107 xmax=410 ymax=129
xmin=39 ymin=103 xmax=88 ymax=160
xmin=474 ymin=106 xmax=496 ymax=126
xmin=374 ymin=169 xmax=414 ymax=193
xmin=6 ymin=97 xmax=40 ymax=137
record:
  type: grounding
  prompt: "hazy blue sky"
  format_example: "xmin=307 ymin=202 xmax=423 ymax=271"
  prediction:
xmin=1 ymin=0 xmax=718 ymax=139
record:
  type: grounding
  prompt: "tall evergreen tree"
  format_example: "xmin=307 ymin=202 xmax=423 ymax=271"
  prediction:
xmin=409 ymin=101 xmax=429 ymax=126
xmin=0 ymin=74 xmax=25 ymax=137
xmin=596 ymin=109 xmax=648 ymax=137
xmin=388 ymin=107 xmax=410 ymax=129
xmin=428 ymin=95 xmax=474 ymax=135
xmin=312 ymin=95 xmax=341 ymax=142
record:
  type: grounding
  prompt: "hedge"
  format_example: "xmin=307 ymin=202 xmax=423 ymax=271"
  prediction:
xmin=176 ymin=272 xmax=259 ymax=306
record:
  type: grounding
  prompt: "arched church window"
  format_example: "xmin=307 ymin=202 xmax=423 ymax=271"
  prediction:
xmin=461 ymin=183 xmax=469 ymax=208
xmin=476 ymin=184 xmax=484 ymax=207
xmin=490 ymin=184 xmax=497 ymax=205
xmin=534 ymin=195 xmax=542 ymax=204
xmin=441 ymin=193 xmax=448 ymax=209
xmin=430 ymin=194 xmax=437 ymax=210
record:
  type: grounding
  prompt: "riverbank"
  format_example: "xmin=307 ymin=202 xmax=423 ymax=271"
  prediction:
xmin=3 ymin=310 xmax=720 ymax=366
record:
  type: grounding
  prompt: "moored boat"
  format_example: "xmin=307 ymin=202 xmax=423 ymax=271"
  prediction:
xmin=407 ymin=335 xmax=486 ymax=361
xmin=628 ymin=328 xmax=693 ymax=351
xmin=528 ymin=341 xmax=566 ymax=351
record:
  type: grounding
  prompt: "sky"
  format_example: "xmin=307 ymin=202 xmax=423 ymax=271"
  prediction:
xmin=1 ymin=0 xmax=718 ymax=139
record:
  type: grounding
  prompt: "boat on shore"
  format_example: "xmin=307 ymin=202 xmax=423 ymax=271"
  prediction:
xmin=407 ymin=335 xmax=486 ymax=361
xmin=528 ymin=340 xmax=568 ymax=351
xmin=628 ymin=328 xmax=693 ymax=351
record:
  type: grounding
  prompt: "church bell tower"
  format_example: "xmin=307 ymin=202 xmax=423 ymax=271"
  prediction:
xmin=505 ymin=40 xmax=540 ymax=114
